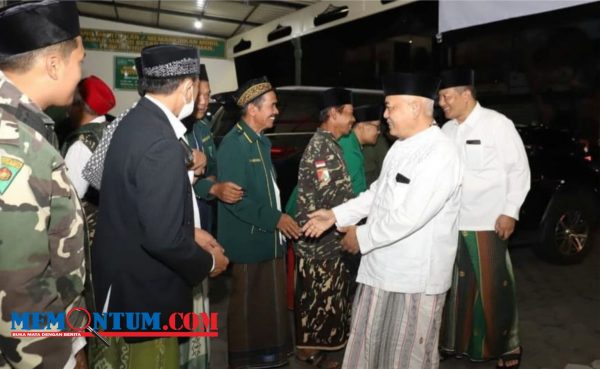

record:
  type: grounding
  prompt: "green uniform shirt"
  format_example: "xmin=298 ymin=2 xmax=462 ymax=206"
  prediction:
xmin=363 ymin=134 xmax=389 ymax=186
xmin=217 ymin=120 xmax=283 ymax=263
xmin=338 ymin=130 xmax=367 ymax=195
xmin=185 ymin=118 xmax=218 ymax=199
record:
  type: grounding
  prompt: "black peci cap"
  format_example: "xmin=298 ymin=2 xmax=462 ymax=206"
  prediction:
xmin=0 ymin=0 xmax=80 ymax=55
xmin=319 ymin=87 xmax=352 ymax=111
xmin=354 ymin=105 xmax=382 ymax=123
xmin=382 ymin=72 xmax=440 ymax=100
xmin=440 ymin=69 xmax=475 ymax=89
xmin=141 ymin=44 xmax=200 ymax=79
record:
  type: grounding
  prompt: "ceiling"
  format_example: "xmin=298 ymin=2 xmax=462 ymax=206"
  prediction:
xmin=77 ymin=0 xmax=321 ymax=39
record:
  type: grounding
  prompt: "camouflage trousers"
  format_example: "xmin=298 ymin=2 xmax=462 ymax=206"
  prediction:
xmin=294 ymin=255 xmax=354 ymax=350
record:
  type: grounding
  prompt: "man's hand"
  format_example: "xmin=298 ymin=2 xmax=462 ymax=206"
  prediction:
xmin=339 ymin=226 xmax=360 ymax=254
xmin=302 ymin=209 xmax=336 ymax=238
xmin=277 ymin=214 xmax=302 ymax=240
xmin=194 ymin=228 xmax=228 ymax=276
xmin=495 ymin=215 xmax=516 ymax=241
xmin=210 ymin=182 xmax=244 ymax=203
xmin=210 ymin=247 xmax=229 ymax=277
xmin=195 ymin=228 xmax=223 ymax=253
xmin=74 ymin=349 xmax=87 ymax=369
xmin=191 ymin=149 xmax=207 ymax=176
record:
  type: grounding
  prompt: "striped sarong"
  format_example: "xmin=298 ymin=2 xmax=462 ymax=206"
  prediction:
xmin=342 ymin=284 xmax=446 ymax=369
xmin=440 ymin=231 xmax=520 ymax=360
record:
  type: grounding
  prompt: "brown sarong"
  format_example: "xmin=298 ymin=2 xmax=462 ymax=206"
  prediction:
xmin=228 ymin=258 xmax=292 ymax=369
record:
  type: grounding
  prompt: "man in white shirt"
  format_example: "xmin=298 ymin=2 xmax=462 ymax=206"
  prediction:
xmin=303 ymin=72 xmax=463 ymax=369
xmin=438 ymin=69 xmax=530 ymax=369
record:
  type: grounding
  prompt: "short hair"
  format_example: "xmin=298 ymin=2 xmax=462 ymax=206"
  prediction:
xmin=0 ymin=38 xmax=78 ymax=73
xmin=240 ymin=93 xmax=267 ymax=116
xmin=318 ymin=105 xmax=345 ymax=124
xmin=401 ymin=96 xmax=434 ymax=117
xmin=423 ymin=98 xmax=434 ymax=117
xmin=137 ymin=79 xmax=146 ymax=97
xmin=143 ymin=75 xmax=197 ymax=95
xmin=455 ymin=85 xmax=477 ymax=99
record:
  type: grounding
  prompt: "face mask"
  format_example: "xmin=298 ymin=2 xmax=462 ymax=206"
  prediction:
xmin=177 ymin=86 xmax=194 ymax=120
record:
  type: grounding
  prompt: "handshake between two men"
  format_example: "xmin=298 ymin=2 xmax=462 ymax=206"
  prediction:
xmin=275 ymin=208 xmax=361 ymax=255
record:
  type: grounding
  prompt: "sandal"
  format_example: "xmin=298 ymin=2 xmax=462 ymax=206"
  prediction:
xmin=496 ymin=346 xmax=523 ymax=369
xmin=296 ymin=350 xmax=325 ymax=367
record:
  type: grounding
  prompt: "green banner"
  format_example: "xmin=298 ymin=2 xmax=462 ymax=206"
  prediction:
xmin=114 ymin=56 xmax=138 ymax=90
xmin=82 ymin=28 xmax=225 ymax=58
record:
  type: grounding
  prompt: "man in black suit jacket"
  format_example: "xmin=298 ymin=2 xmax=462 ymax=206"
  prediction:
xmin=92 ymin=44 xmax=228 ymax=368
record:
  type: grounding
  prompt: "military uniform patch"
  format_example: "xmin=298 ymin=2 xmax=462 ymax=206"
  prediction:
xmin=0 ymin=155 xmax=24 ymax=194
xmin=315 ymin=160 xmax=330 ymax=185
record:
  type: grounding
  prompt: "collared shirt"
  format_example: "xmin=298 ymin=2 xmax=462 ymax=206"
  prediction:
xmin=0 ymin=71 xmax=58 ymax=147
xmin=145 ymin=95 xmax=201 ymax=228
xmin=441 ymin=102 xmax=531 ymax=230
xmin=64 ymin=116 xmax=106 ymax=198
xmin=333 ymin=126 xmax=463 ymax=294
xmin=338 ymin=130 xmax=367 ymax=195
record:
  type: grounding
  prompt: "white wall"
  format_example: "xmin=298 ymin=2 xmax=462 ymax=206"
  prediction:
xmin=79 ymin=16 xmax=238 ymax=115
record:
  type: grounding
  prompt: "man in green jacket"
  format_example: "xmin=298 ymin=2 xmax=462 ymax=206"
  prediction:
xmin=217 ymin=77 xmax=301 ymax=369
xmin=185 ymin=64 xmax=243 ymax=232
xmin=338 ymin=104 xmax=382 ymax=195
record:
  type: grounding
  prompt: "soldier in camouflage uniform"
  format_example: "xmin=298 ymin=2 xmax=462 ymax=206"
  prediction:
xmin=61 ymin=75 xmax=116 ymax=247
xmin=295 ymin=88 xmax=356 ymax=367
xmin=0 ymin=1 xmax=88 ymax=368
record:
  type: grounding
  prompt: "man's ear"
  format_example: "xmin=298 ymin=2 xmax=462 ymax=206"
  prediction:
xmin=329 ymin=107 xmax=338 ymax=121
xmin=408 ymin=99 xmax=420 ymax=117
xmin=462 ymin=88 xmax=473 ymax=100
xmin=354 ymin=123 xmax=364 ymax=136
xmin=181 ymin=78 xmax=193 ymax=94
xmin=44 ymin=53 xmax=61 ymax=80
xmin=247 ymin=102 xmax=257 ymax=116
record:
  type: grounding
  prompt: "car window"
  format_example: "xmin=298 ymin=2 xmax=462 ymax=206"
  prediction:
xmin=270 ymin=91 xmax=321 ymax=134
